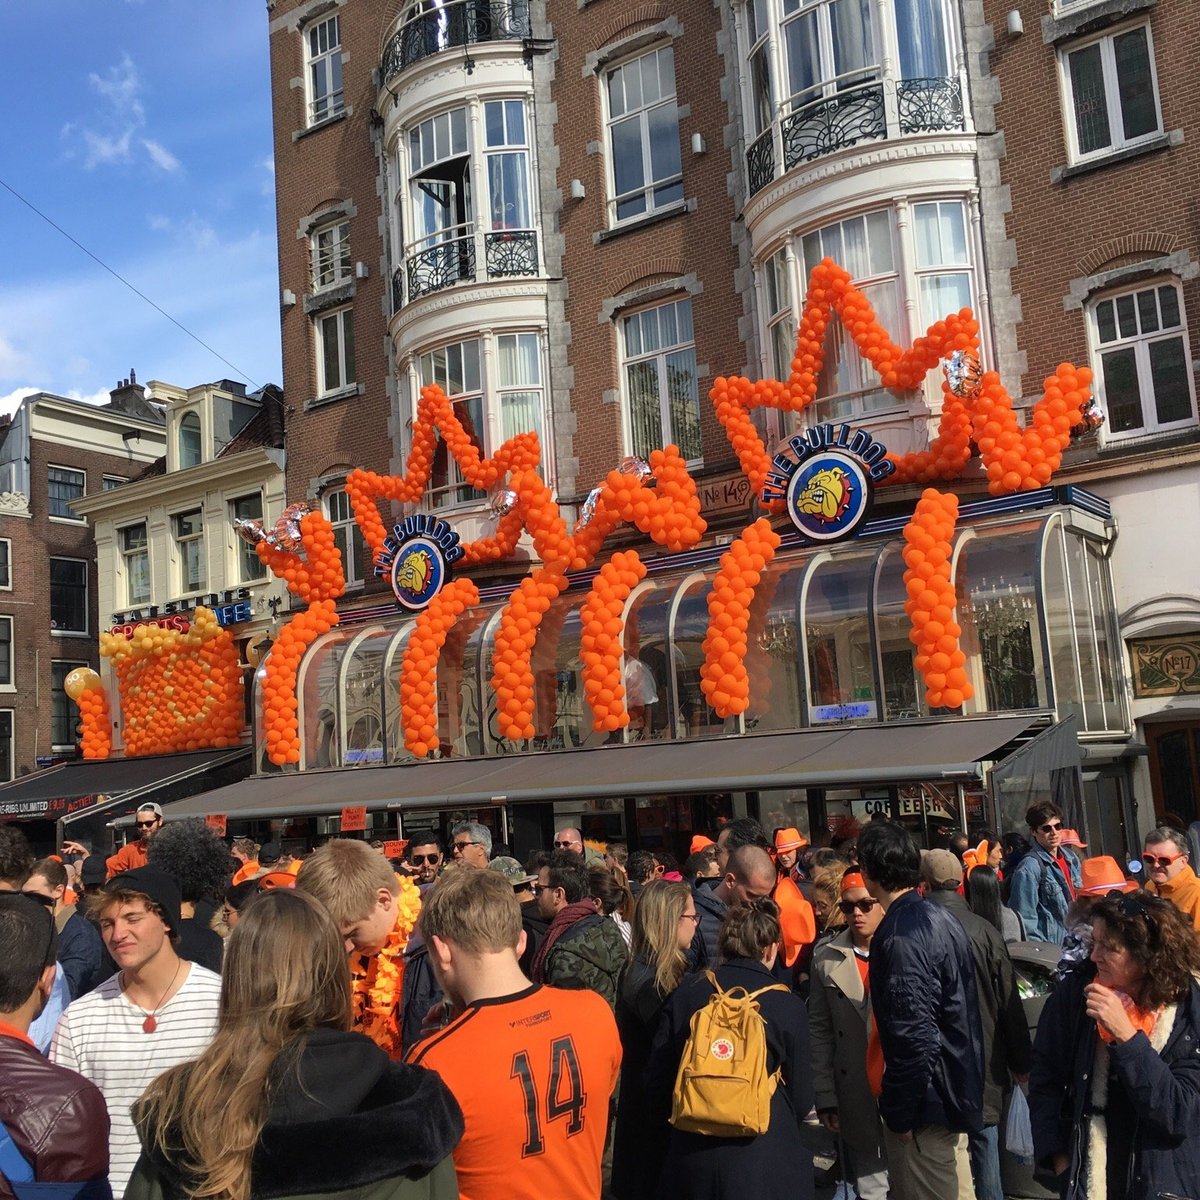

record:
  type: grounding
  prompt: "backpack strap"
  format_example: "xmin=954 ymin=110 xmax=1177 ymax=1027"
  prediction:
xmin=746 ymin=983 xmax=790 ymax=1002
xmin=0 ymin=1119 xmax=36 ymax=1184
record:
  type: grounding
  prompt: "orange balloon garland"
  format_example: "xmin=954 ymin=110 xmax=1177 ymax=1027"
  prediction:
xmin=580 ymin=551 xmax=648 ymax=733
xmin=700 ymin=518 xmax=783 ymax=718
xmin=399 ymin=578 xmax=480 ymax=758
xmin=901 ymin=489 xmax=973 ymax=711
xmin=74 ymin=684 xmax=113 ymax=759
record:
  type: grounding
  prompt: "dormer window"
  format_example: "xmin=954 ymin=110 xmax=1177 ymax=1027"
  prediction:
xmin=179 ymin=412 xmax=202 ymax=468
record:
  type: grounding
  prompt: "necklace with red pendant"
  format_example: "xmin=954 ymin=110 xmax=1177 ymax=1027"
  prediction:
xmin=123 ymin=959 xmax=182 ymax=1033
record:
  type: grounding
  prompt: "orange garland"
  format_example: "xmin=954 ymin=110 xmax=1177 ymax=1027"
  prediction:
xmin=580 ymin=550 xmax=647 ymax=732
xmin=65 ymin=668 xmax=112 ymax=760
xmin=399 ymin=577 xmax=480 ymax=757
xmin=351 ymin=874 xmax=422 ymax=1059
xmin=902 ymin=489 xmax=973 ymax=710
xmin=700 ymin=519 xmax=783 ymax=717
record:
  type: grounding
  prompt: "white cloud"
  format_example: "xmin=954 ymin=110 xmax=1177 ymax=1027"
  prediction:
xmin=0 ymin=386 xmax=112 ymax=418
xmin=83 ymin=128 xmax=133 ymax=168
xmin=88 ymin=55 xmax=145 ymax=127
xmin=142 ymin=139 xmax=181 ymax=173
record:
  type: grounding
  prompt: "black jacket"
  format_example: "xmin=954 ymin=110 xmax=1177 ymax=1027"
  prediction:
xmin=643 ymin=959 xmax=814 ymax=1200
xmin=871 ymin=889 xmax=984 ymax=1135
xmin=0 ymin=1030 xmax=111 ymax=1200
xmin=57 ymin=909 xmax=112 ymax=999
xmin=127 ymin=1027 xmax=463 ymax=1200
xmin=1030 ymin=965 xmax=1200 ymax=1200
xmin=688 ymin=883 xmax=728 ymax=970
xmin=927 ymin=888 xmax=1032 ymax=1125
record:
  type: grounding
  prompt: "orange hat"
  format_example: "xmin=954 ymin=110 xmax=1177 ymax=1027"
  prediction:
xmin=690 ymin=835 xmax=715 ymax=854
xmin=1078 ymin=855 xmax=1136 ymax=896
xmin=257 ymin=869 xmax=297 ymax=890
xmin=962 ymin=840 xmax=989 ymax=874
xmin=840 ymin=871 xmax=866 ymax=895
xmin=774 ymin=827 xmax=807 ymax=853
xmin=1060 ymin=829 xmax=1087 ymax=848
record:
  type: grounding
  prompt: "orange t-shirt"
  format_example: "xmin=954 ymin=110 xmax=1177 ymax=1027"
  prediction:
xmin=862 ymin=953 xmax=886 ymax=1099
xmin=408 ymin=984 xmax=622 ymax=1200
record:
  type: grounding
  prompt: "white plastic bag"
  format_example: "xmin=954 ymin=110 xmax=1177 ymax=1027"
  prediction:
xmin=1006 ymin=1085 xmax=1035 ymax=1161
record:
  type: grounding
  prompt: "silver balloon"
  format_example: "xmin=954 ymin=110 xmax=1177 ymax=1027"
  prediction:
xmin=490 ymin=488 xmax=519 ymax=518
xmin=270 ymin=502 xmax=310 ymax=554
xmin=617 ymin=456 xmax=653 ymax=483
xmin=574 ymin=486 xmax=603 ymax=533
xmin=942 ymin=350 xmax=983 ymax=399
xmin=233 ymin=517 xmax=266 ymax=547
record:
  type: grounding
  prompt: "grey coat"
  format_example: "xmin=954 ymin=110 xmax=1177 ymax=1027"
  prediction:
xmin=807 ymin=931 xmax=886 ymax=1160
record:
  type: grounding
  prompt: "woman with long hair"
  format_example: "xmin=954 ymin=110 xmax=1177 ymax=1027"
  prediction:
xmin=127 ymin=889 xmax=462 ymax=1200
xmin=644 ymin=898 xmax=813 ymax=1199
xmin=611 ymin=880 xmax=694 ymax=1200
xmin=1029 ymin=891 xmax=1200 ymax=1200
xmin=965 ymin=865 xmax=1024 ymax=942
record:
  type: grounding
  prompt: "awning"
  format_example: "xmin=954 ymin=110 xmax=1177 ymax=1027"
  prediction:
xmin=0 ymin=747 xmax=253 ymax=823
xmin=149 ymin=714 xmax=1040 ymax=824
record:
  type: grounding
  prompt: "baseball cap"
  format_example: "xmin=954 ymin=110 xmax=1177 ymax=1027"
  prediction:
xmin=259 ymin=841 xmax=282 ymax=865
xmin=80 ymin=856 xmax=108 ymax=886
xmin=136 ymin=803 xmax=164 ymax=818
xmin=922 ymin=849 xmax=963 ymax=888
xmin=488 ymin=856 xmax=537 ymax=886
xmin=104 ymin=865 xmax=182 ymax=933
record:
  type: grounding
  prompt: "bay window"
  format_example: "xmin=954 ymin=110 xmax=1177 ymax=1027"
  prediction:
xmin=912 ymin=200 xmax=973 ymax=326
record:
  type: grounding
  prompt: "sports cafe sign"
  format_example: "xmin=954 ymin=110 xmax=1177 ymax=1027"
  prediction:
xmin=108 ymin=588 xmax=254 ymax=637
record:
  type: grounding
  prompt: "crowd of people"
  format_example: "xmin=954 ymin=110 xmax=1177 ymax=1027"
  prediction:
xmin=2 ymin=799 xmax=1200 ymax=1200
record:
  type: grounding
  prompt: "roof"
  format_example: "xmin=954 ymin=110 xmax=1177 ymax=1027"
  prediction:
xmin=146 ymin=714 xmax=1040 ymax=824
xmin=220 ymin=385 xmax=285 ymax=458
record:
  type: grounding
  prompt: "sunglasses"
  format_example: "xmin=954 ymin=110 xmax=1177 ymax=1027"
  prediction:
xmin=837 ymin=899 xmax=879 ymax=915
xmin=1038 ymin=822 xmax=1063 ymax=834
xmin=1142 ymin=852 xmax=1185 ymax=869
xmin=452 ymin=841 xmax=479 ymax=852
xmin=410 ymin=853 xmax=441 ymax=865
xmin=553 ymin=841 xmax=579 ymax=849
xmin=136 ymin=819 xmax=160 ymax=829
xmin=531 ymin=883 xmax=560 ymax=896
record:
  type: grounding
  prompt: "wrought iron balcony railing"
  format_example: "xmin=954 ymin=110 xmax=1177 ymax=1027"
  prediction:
xmin=745 ymin=76 xmax=967 ymax=198
xmin=381 ymin=0 xmax=531 ymax=83
xmin=484 ymin=229 xmax=538 ymax=278
xmin=407 ymin=235 xmax=477 ymax=302
xmin=393 ymin=229 xmax=540 ymax=309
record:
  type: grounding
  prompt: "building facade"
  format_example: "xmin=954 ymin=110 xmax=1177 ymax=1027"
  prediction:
xmin=0 ymin=382 xmax=165 ymax=779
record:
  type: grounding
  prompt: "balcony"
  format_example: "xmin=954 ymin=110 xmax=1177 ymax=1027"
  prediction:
xmin=393 ymin=227 xmax=540 ymax=307
xmin=746 ymin=76 xmax=967 ymax=198
xmin=380 ymin=0 xmax=531 ymax=84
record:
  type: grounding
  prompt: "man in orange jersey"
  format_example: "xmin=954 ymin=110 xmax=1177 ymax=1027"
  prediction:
xmin=407 ymin=867 xmax=621 ymax=1200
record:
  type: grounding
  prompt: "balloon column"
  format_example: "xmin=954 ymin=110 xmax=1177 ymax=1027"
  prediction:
xmin=64 ymin=667 xmax=112 ymax=759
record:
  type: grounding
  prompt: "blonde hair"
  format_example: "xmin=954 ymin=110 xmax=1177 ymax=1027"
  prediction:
xmin=420 ymin=867 xmax=521 ymax=953
xmin=135 ymin=889 xmax=350 ymax=1200
xmin=812 ymin=861 xmax=850 ymax=931
xmin=630 ymin=880 xmax=690 ymax=994
xmin=295 ymin=838 xmax=397 ymax=927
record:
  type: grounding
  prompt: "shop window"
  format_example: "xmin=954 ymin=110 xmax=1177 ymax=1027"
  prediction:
xmin=325 ymin=486 xmax=368 ymax=585
xmin=50 ymin=558 xmax=88 ymax=635
xmin=436 ymin=608 xmax=488 ymax=757
xmin=671 ymin=577 xmax=736 ymax=739
xmin=529 ymin=597 xmax=607 ymax=752
xmin=743 ymin=563 xmax=805 ymax=733
xmin=1088 ymin=281 xmax=1196 ymax=441
xmin=51 ymin=660 xmax=86 ymax=750
xmin=173 ymin=509 xmax=206 ymax=594
xmin=311 ymin=219 xmax=351 ymax=291
xmin=802 ymin=554 xmax=876 ymax=720
xmin=231 ymin=494 xmax=267 ymax=582
xmin=121 ymin=522 xmax=150 ymax=607
xmin=1061 ymin=22 xmax=1161 ymax=163
xmin=874 ymin=543 xmax=927 ymax=720
xmin=48 ymin=466 xmax=85 ymax=520
xmin=623 ymin=585 xmax=673 ymax=743
xmin=306 ymin=13 xmax=344 ymax=126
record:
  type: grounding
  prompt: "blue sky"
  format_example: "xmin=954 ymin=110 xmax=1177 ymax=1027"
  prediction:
xmin=0 ymin=0 xmax=280 ymax=413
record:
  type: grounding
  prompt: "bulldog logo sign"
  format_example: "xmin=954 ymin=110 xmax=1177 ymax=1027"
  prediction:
xmin=375 ymin=514 xmax=463 ymax=611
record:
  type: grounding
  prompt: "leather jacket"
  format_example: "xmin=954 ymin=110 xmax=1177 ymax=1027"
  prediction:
xmin=0 ymin=1028 xmax=110 ymax=1199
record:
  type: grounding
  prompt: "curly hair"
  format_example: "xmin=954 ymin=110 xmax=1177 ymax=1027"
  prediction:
xmin=147 ymin=818 xmax=231 ymax=903
xmin=1091 ymin=891 xmax=1200 ymax=1010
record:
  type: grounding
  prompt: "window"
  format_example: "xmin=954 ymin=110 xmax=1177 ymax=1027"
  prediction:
xmin=421 ymin=340 xmax=486 ymax=508
xmin=51 ymin=661 xmax=85 ymax=749
xmin=173 ymin=510 xmax=206 ymax=594
xmin=781 ymin=0 xmax=878 ymax=113
xmin=0 ymin=712 xmax=11 ymax=783
xmin=1089 ymin=281 xmax=1196 ymax=440
xmin=48 ymin=466 xmax=85 ymax=520
xmin=50 ymin=558 xmax=88 ymax=634
xmin=326 ymin=487 xmax=368 ymax=585
xmin=622 ymin=299 xmax=702 ymax=464
xmin=484 ymin=100 xmax=532 ymax=232
xmin=497 ymin=333 xmax=544 ymax=442
xmin=893 ymin=0 xmax=952 ymax=79
xmin=1062 ymin=23 xmax=1161 ymax=161
xmin=0 ymin=617 xmax=11 ymax=686
xmin=102 ymin=475 xmax=127 ymax=490
xmin=179 ymin=412 xmax=202 ymax=468
xmin=231 ymin=495 xmax=267 ymax=582
xmin=407 ymin=107 xmax=473 ymax=284
xmin=800 ymin=209 xmax=903 ymax=421
xmin=606 ymin=47 xmax=683 ymax=223
xmin=317 ymin=307 xmax=356 ymax=395
xmin=745 ymin=0 xmax=774 ymax=139
xmin=912 ymin=200 xmax=973 ymax=326
xmin=0 ymin=539 xmax=10 ymax=590
xmin=763 ymin=249 xmax=796 ymax=379
xmin=311 ymin=219 xmax=351 ymax=290
xmin=306 ymin=14 xmax=344 ymax=125
xmin=121 ymin=523 xmax=150 ymax=606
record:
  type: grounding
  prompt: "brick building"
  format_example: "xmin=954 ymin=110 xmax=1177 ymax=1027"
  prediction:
xmin=0 ymin=381 xmax=164 ymax=779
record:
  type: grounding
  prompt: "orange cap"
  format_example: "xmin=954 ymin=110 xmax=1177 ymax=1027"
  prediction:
xmin=690 ymin=835 xmax=715 ymax=854
xmin=840 ymin=871 xmax=866 ymax=895
xmin=774 ymin=827 xmax=807 ymax=853
xmin=1078 ymin=855 xmax=1136 ymax=896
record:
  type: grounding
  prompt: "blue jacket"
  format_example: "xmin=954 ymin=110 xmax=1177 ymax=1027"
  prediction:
xmin=871 ymin=890 xmax=985 ymax=1135
xmin=1030 ymin=964 xmax=1200 ymax=1200
xmin=1008 ymin=845 xmax=1082 ymax=943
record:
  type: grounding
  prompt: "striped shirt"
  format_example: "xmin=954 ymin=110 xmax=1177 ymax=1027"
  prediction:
xmin=50 ymin=961 xmax=221 ymax=1199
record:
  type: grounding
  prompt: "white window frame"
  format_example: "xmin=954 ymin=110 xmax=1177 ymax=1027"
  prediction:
xmin=316 ymin=306 xmax=356 ymax=395
xmin=178 ymin=411 xmax=203 ymax=468
xmin=1059 ymin=19 xmax=1163 ymax=165
xmin=50 ymin=557 xmax=89 ymax=636
xmin=305 ymin=13 xmax=345 ymax=127
xmin=778 ymin=0 xmax=880 ymax=115
xmin=419 ymin=338 xmax=488 ymax=509
xmin=620 ymin=297 xmax=703 ymax=467
xmin=0 ymin=538 xmax=11 ymax=591
xmin=1087 ymin=278 xmax=1198 ymax=444
xmin=120 ymin=522 xmax=151 ymax=607
xmin=50 ymin=659 xmax=86 ymax=750
xmin=325 ymin=486 xmax=367 ymax=586
xmin=231 ymin=494 xmax=267 ymax=583
xmin=173 ymin=509 xmax=206 ymax=596
xmin=0 ymin=710 xmax=12 ymax=783
xmin=47 ymin=464 xmax=86 ymax=522
xmin=483 ymin=99 xmax=534 ymax=234
xmin=0 ymin=616 xmax=13 ymax=689
xmin=603 ymin=45 xmax=684 ymax=226
xmin=102 ymin=474 xmax=127 ymax=491
xmin=910 ymin=198 xmax=975 ymax=328
xmin=311 ymin=219 xmax=352 ymax=291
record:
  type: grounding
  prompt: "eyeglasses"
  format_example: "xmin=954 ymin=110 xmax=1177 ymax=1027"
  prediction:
xmin=531 ymin=883 xmax=559 ymax=897
xmin=410 ymin=853 xmax=441 ymax=865
xmin=1037 ymin=822 xmax=1063 ymax=835
xmin=1142 ymin=852 xmax=1185 ymax=869
xmin=678 ymin=912 xmax=700 ymax=924
xmin=837 ymin=899 xmax=879 ymax=915
xmin=452 ymin=841 xmax=479 ymax=852
xmin=136 ymin=819 xmax=160 ymax=829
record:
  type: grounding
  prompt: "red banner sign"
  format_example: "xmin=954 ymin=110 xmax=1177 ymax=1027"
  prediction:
xmin=341 ymin=805 xmax=367 ymax=832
